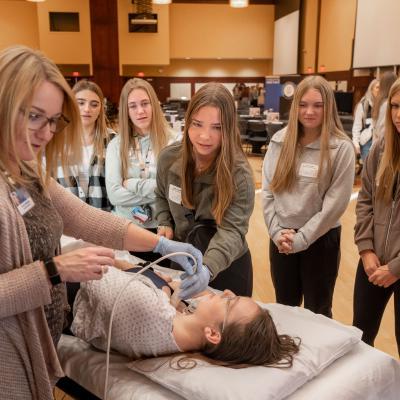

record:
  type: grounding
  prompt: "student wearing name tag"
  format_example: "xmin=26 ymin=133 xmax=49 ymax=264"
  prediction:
xmin=155 ymin=83 xmax=255 ymax=299
xmin=106 ymin=78 xmax=178 ymax=262
xmin=0 ymin=46 xmax=203 ymax=399
xmin=262 ymin=76 xmax=355 ymax=318
xmin=353 ymin=78 xmax=400 ymax=354
xmin=55 ymin=79 xmax=115 ymax=211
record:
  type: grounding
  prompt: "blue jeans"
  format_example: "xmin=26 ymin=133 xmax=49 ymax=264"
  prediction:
xmin=360 ymin=138 xmax=372 ymax=162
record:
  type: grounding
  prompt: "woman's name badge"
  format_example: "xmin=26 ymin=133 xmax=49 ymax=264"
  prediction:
xmin=299 ymin=163 xmax=318 ymax=178
xmin=10 ymin=187 xmax=35 ymax=216
xmin=168 ymin=184 xmax=182 ymax=204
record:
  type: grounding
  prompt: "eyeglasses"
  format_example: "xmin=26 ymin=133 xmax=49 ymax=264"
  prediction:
xmin=23 ymin=110 xmax=70 ymax=134
xmin=221 ymin=294 xmax=237 ymax=334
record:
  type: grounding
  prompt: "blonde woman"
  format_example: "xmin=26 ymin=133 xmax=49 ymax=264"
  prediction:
xmin=353 ymin=78 xmax=400 ymax=354
xmin=106 ymin=78 xmax=175 ymax=229
xmin=56 ymin=79 xmax=115 ymax=210
xmin=155 ymin=82 xmax=255 ymax=299
xmin=262 ymin=75 xmax=355 ymax=318
xmin=0 ymin=45 xmax=202 ymax=398
xmin=352 ymin=78 xmax=379 ymax=161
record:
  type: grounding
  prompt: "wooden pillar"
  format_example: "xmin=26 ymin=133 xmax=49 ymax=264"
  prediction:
xmin=89 ymin=0 xmax=123 ymax=106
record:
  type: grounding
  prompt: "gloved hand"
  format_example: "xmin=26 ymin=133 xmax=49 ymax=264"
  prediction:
xmin=153 ymin=236 xmax=203 ymax=276
xmin=179 ymin=264 xmax=211 ymax=299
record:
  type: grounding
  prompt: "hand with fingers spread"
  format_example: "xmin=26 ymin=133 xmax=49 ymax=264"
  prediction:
xmin=53 ymin=246 xmax=115 ymax=282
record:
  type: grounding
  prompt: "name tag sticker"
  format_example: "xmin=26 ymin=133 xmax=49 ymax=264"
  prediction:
xmin=168 ymin=184 xmax=182 ymax=204
xmin=10 ymin=187 xmax=35 ymax=216
xmin=299 ymin=163 xmax=319 ymax=178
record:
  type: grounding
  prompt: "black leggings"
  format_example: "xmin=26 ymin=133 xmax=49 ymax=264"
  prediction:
xmin=353 ymin=259 xmax=400 ymax=354
xmin=269 ymin=227 xmax=341 ymax=318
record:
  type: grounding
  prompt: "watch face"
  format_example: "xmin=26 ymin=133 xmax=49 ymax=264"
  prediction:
xmin=283 ymin=82 xmax=296 ymax=99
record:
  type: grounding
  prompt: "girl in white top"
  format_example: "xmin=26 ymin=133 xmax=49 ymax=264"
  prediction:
xmin=352 ymin=79 xmax=379 ymax=162
xmin=262 ymin=76 xmax=355 ymax=318
xmin=106 ymin=78 xmax=175 ymax=229
xmin=56 ymin=80 xmax=115 ymax=211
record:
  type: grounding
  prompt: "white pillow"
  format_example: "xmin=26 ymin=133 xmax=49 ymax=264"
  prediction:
xmin=128 ymin=303 xmax=362 ymax=400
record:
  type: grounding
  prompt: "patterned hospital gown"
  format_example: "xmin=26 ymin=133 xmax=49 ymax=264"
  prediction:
xmin=71 ymin=267 xmax=181 ymax=358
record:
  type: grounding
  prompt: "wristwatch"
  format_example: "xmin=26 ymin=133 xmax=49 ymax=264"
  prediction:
xmin=43 ymin=258 xmax=62 ymax=286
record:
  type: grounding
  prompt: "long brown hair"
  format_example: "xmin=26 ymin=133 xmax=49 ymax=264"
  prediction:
xmin=0 ymin=45 xmax=81 ymax=188
xmin=270 ymin=75 xmax=348 ymax=193
xmin=170 ymin=307 xmax=300 ymax=369
xmin=118 ymin=78 xmax=170 ymax=181
xmin=181 ymin=82 xmax=248 ymax=224
xmin=72 ymin=79 xmax=111 ymax=162
xmin=376 ymin=78 xmax=400 ymax=202
xmin=372 ymin=71 xmax=397 ymax=121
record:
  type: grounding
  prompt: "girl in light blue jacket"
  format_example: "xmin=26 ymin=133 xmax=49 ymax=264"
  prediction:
xmin=262 ymin=76 xmax=355 ymax=318
xmin=106 ymin=78 xmax=176 ymax=229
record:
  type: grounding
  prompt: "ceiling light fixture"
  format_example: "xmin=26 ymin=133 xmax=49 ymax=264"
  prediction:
xmin=230 ymin=0 xmax=249 ymax=8
xmin=27 ymin=0 xmax=46 ymax=2
xmin=152 ymin=0 xmax=171 ymax=4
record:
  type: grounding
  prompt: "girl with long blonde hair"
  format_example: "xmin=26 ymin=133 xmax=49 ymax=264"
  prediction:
xmin=353 ymin=77 xmax=400 ymax=354
xmin=155 ymin=82 xmax=255 ymax=298
xmin=55 ymin=79 xmax=115 ymax=210
xmin=0 ymin=45 xmax=203 ymax=398
xmin=106 ymin=78 xmax=175 ymax=228
xmin=262 ymin=75 xmax=355 ymax=318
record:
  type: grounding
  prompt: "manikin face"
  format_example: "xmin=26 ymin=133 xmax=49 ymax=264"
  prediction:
xmin=75 ymin=89 xmax=101 ymax=129
xmin=127 ymin=88 xmax=152 ymax=135
xmin=188 ymin=106 xmax=222 ymax=164
xmin=194 ymin=289 xmax=260 ymax=332
xmin=298 ymin=88 xmax=324 ymax=134
xmin=390 ymin=91 xmax=400 ymax=134
xmin=15 ymin=81 xmax=64 ymax=161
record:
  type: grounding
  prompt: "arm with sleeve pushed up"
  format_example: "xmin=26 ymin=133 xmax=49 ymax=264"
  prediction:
xmin=204 ymin=169 xmax=255 ymax=277
xmin=291 ymin=140 xmax=355 ymax=253
xmin=261 ymin=148 xmax=285 ymax=246
xmin=105 ymin=137 xmax=156 ymax=207
xmin=0 ymin=204 xmax=52 ymax=318
xmin=49 ymin=179 xmax=160 ymax=251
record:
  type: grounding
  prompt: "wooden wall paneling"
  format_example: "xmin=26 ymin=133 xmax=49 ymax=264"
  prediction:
xmin=89 ymin=0 xmax=123 ymax=106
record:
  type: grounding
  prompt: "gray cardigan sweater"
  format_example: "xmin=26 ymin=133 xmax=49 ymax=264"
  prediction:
xmin=0 ymin=177 xmax=129 ymax=399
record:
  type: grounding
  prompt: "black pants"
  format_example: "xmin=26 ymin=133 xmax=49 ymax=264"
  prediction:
xmin=353 ymin=259 xmax=400 ymax=354
xmin=269 ymin=227 xmax=341 ymax=318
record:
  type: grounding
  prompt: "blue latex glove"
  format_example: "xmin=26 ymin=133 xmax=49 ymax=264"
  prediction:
xmin=179 ymin=264 xmax=211 ymax=300
xmin=153 ymin=236 xmax=203 ymax=276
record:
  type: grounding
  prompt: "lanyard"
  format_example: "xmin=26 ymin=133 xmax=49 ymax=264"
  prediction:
xmin=134 ymin=137 xmax=152 ymax=179
xmin=0 ymin=166 xmax=35 ymax=215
